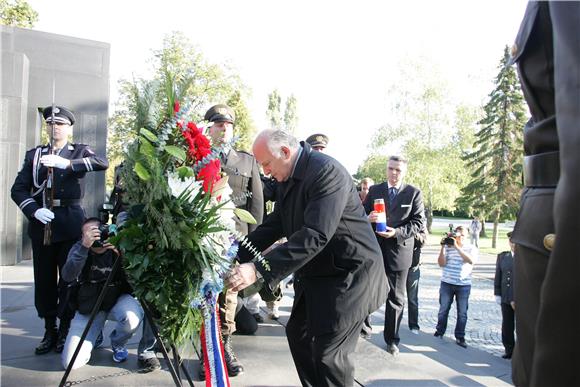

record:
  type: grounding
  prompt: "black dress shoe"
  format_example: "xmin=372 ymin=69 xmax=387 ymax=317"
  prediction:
xmin=35 ymin=329 xmax=57 ymax=355
xmin=456 ymin=338 xmax=467 ymax=348
xmin=502 ymin=353 xmax=512 ymax=359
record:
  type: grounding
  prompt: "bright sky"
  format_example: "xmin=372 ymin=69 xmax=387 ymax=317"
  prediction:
xmin=27 ymin=0 xmax=528 ymax=174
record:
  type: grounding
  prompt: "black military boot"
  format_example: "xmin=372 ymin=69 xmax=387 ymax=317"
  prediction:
xmin=54 ymin=320 xmax=70 ymax=353
xmin=35 ymin=327 xmax=57 ymax=355
xmin=223 ymin=335 xmax=244 ymax=376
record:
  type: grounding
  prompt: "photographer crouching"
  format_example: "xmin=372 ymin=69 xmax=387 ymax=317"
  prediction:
xmin=433 ymin=225 xmax=477 ymax=348
xmin=60 ymin=218 xmax=143 ymax=370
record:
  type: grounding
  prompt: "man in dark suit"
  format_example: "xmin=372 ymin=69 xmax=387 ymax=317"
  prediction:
xmin=494 ymin=231 xmax=515 ymax=359
xmin=226 ymin=129 xmax=388 ymax=387
xmin=363 ymin=156 xmax=424 ymax=356
xmin=510 ymin=3 xmax=580 ymax=386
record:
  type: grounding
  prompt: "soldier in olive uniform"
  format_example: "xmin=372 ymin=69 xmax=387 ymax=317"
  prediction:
xmin=200 ymin=104 xmax=264 ymax=378
xmin=11 ymin=106 xmax=108 ymax=355
xmin=510 ymin=2 xmax=580 ymax=386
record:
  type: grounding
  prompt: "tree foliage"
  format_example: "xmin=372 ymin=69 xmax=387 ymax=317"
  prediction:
xmin=0 ymin=0 xmax=37 ymax=27
xmin=266 ymin=89 xmax=282 ymax=128
xmin=362 ymin=58 xmax=476 ymax=230
xmin=283 ymin=94 xmax=298 ymax=134
xmin=107 ymin=31 xmax=253 ymax=189
xmin=459 ymin=46 xmax=527 ymax=247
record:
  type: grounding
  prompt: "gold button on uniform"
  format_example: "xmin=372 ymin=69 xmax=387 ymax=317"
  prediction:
xmin=511 ymin=43 xmax=518 ymax=58
xmin=543 ymin=233 xmax=555 ymax=251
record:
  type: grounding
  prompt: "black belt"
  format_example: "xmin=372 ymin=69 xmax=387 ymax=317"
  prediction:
xmin=52 ymin=199 xmax=82 ymax=207
xmin=523 ymin=151 xmax=560 ymax=188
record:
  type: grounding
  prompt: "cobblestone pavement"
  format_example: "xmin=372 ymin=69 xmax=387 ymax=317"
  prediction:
xmin=369 ymin=244 xmax=508 ymax=358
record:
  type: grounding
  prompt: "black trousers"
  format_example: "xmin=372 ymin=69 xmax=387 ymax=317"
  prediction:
xmin=30 ymin=233 xmax=75 ymax=323
xmin=512 ymin=244 xmax=548 ymax=386
xmin=286 ymin=297 xmax=364 ymax=387
xmin=384 ymin=269 xmax=408 ymax=345
xmin=501 ymin=303 xmax=515 ymax=355
xmin=406 ymin=265 xmax=420 ymax=330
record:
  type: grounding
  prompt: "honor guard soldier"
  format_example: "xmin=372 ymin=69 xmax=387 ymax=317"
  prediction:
xmin=11 ymin=105 xmax=108 ymax=355
xmin=199 ymin=104 xmax=263 ymax=379
xmin=510 ymin=2 xmax=580 ymax=386
xmin=305 ymin=133 xmax=329 ymax=152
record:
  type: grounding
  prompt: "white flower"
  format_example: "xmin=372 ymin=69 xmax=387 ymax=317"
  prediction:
xmin=167 ymin=172 xmax=201 ymax=202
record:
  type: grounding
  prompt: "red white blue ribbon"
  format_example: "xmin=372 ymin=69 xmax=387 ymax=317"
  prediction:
xmin=200 ymin=302 xmax=230 ymax=387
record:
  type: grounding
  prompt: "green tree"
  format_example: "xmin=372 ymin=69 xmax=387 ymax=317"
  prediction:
xmin=283 ymin=94 xmax=298 ymax=134
xmin=365 ymin=58 xmax=473 ymax=231
xmin=460 ymin=46 xmax=527 ymax=247
xmin=227 ymin=90 xmax=256 ymax=152
xmin=354 ymin=154 xmax=389 ymax=184
xmin=106 ymin=31 xmax=251 ymax=189
xmin=266 ymin=89 xmax=282 ymax=128
xmin=0 ymin=0 xmax=37 ymax=27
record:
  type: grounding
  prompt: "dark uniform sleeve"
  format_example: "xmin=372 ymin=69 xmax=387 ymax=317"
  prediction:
xmin=70 ymin=144 xmax=108 ymax=173
xmin=532 ymin=3 xmax=580 ymax=385
xmin=248 ymin=156 xmax=264 ymax=233
xmin=494 ymin=254 xmax=502 ymax=297
xmin=11 ymin=149 xmax=42 ymax=219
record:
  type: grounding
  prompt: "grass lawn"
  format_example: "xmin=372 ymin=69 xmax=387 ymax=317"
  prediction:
xmin=426 ymin=220 xmax=512 ymax=255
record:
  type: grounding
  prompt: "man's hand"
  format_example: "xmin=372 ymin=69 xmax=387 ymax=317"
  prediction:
xmin=368 ymin=211 xmax=379 ymax=223
xmin=40 ymin=154 xmax=70 ymax=169
xmin=82 ymin=225 xmax=101 ymax=248
xmin=510 ymin=301 xmax=516 ymax=311
xmin=224 ymin=263 xmax=258 ymax=292
xmin=34 ymin=208 xmax=55 ymax=224
xmin=376 ymin=226 xmax=396 ymax=239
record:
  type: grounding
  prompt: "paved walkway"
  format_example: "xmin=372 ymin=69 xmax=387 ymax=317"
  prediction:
xmin=1 ymin=242 xmax=513 ymax=386
xmin=385 ymin=244 xmax=506 ymax=358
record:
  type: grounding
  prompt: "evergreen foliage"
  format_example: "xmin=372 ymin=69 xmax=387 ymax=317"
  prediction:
xmin=459 ymin=46 xmax=527 ymax=247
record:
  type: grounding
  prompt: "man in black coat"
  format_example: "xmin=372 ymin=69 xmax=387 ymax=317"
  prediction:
xmin=226 ymin=129 xmax=388 ymax=387
xmin=494 ymin=231 xmax=515 ymax=359
xmin=510 ymin=2 xmax=580 ymax=386
xmin=363 ymin=156 xmax=425 ymax=356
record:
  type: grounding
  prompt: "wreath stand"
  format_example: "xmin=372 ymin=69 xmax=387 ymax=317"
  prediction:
xmin=58 ymin=252 xmax=195 ymax=387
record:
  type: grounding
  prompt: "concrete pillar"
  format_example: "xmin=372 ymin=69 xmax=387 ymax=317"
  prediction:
xmin=1 ymin=51 xmax=30 ymax=265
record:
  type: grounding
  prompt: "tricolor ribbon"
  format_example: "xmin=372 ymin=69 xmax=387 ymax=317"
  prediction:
xmin=200 ymin=303 xmax=230 ymax=387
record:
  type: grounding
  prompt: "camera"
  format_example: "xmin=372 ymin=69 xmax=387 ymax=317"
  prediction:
xmin=92 ymin=223 xmax=116 ymax=247
xmin=441 ymin=231 xmax=459 ymax=246
xmin=440 ymin=224 xmax=458 ymax=246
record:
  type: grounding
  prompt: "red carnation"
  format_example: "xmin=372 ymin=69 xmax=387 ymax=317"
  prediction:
xmin=174 ymin=100 xmax=180 ymax=114
xmin=197 ymin=159 xmax=221 ymax=193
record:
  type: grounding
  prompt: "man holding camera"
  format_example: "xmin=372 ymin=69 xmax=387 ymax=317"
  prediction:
xmin=434 ymin=225 xmax=477 ymax=348
xmin=60 ymin=218 xmax=143 ymax=370
xmin=11 ymin=106 xmax=108 ymax=355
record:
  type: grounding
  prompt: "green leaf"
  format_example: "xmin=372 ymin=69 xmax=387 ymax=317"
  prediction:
xmin=134 ymin=162 xmax=151 ymax=181
xmin=165 ymin=145 xmax=187 ymax=162
xmin=234 ymin=208 xmax=257 ymax=224
xmin=139 ymin=138 xmax=155 ymax=157
xmin=140 ymin=128 xmax=158 ymax=143
xmin=177 ymin=166 xmax=194 ymax=179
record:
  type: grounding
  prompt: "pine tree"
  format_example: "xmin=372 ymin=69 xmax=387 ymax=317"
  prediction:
xmin=460 ymin=46 xmax=527 ymax=247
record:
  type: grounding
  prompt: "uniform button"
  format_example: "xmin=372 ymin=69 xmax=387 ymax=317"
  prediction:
xmin=543 ymin=233 xmax=555 ymax=251
xmin=510 ymin=43 xmax=518 ymax=58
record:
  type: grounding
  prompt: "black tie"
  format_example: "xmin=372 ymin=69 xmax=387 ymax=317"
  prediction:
xmin=388 ymin=187 xmax=397 ymax=207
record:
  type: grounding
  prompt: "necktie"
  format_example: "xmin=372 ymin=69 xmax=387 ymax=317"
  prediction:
xmin=388 ymin=187 xmax=397 ymax=207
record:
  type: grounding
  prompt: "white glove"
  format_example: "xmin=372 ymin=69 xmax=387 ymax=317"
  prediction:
xmin=40 ymin=154 xmax=70 ymax=169
xmin=34 ymin=208 xmax=55 ymax=224
xmin=495 ymin=295 xmax=502 ymax=305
